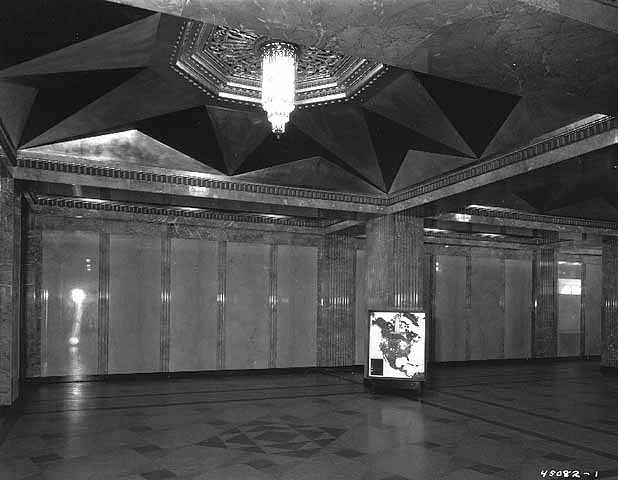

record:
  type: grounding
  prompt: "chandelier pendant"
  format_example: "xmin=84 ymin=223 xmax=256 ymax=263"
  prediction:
xmin=259 ymin=40 xmax=299 ymax=135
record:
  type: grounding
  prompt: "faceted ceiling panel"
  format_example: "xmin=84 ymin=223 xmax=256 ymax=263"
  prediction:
xmin=1 ymin=0 xmax=611 ymax=197
xmin=23 ymin=130 xmax=222 ymax=175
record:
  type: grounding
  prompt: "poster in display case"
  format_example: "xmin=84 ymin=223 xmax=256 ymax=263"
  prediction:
xmin=367 ymin=310 xmax=426 ymax=381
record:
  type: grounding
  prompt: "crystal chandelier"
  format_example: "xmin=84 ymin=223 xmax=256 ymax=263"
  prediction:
xmin=260 ymin=41 xmax=298 ymax=135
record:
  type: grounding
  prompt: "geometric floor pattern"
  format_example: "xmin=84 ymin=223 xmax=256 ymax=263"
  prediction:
xmin=1 ymin=362 xmax=618 ymax=479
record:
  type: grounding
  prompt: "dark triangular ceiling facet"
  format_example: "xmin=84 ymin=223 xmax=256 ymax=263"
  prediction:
xmin=415 ymin=72 xmax=521 ymax=157
xmin=136 ymin=106 xmax=226 ymax=174
xmin=18 ymin=68 xmax=145 ymax=146
xmin=207 ymin=107 xmax=272 ymax=175
xmin=362 ymin=110 xmax=466 ymax=191
xmin=292 ymin=105 xmax=385 ymax=190
xmin=389 ymin=151 xmax=475 ymax=193
xmin=234 ymin=123 xmax=349 ymax=179
xmin=363 ymin=71 xmax=474 ymax=157
xmin=0 ymin=14 xmax=160 ymax=78
xmin=0 ymin=0 xmax=152 ymax=70
xmin=233 ymin=157 xmax=383 ymax=195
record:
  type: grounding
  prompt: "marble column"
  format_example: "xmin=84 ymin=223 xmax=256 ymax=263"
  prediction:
xmin=601 ymin=238 xmax=618 ymax=369
xmin=0 ymin=172 xmax=21 ymax=405
xmin=317 ymin=233 xmax=356 ymax=366
xmin=532 ymin=247 xmax=558 ymax=358
xmin=366 ymin=212 xmax=424 ymax=311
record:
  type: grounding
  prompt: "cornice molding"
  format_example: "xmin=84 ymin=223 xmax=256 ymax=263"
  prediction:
xmin=456 ymin=205 xmax=618 ymax=233
xmin=15 ymin=156 xmax=388 ymax=207
xmin=389 ymin=115 xmax=618 ymax=208
xmin=31 ymin=195 xmax=333 ymax=229
xmin=8 ymin=116 xmax=617 ymax=215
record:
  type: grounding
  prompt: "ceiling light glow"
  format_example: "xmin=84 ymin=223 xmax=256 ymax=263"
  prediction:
xmin=260 ymin=41 xmax=298 ymax=135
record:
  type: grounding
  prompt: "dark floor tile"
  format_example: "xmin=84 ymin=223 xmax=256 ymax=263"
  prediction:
xmin=129 ymin=425 xmax=153 ymax=433
xmin=543 ymin=452 xmax=576 ymax=462
xmin=40 ymin=433 xmax=64 ymax=441
xmin=30 ymin=453 xmax=62 ymax=464
xmin=421 ymin=441 xmax=441 ymax=449
xmin=141 ymin=469 xmax=176 ymax=480
xmin=433 ymin=418 xmax=453 ymax=424
xmin=246 ymin=458 xmax=276 ymax=470
xmin=196 ymin=436 xmax=226 ymax=448
xmin=226 ymin=433 xmax=255 ymax=445
xmin=208 ymin=419 xmax=228 ymax=426
xmin=254 ymin=431 xmax=301 ymax=442
xmin=480 ymin=432 xmax=509 ymax=441
xmin=334 ymin=449 xmax=364 ymax=458
xmin=134 ymin=444 xmax=163 ymax=454
xmin=469 ymin=463 xmax=504 ymax=474
xmin=337 ymin=410 xmax=359 ymax=416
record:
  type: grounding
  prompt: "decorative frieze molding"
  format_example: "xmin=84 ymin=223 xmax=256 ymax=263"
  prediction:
xmin=9 ymin=116 xmax=617 ymax=215
xmin=31 ymin=195 xmax=332 ymax=229
xmin=390 ymin=115 xmax=618 ymax=207
xmin=457 ymin=205 xmax=618 ymax=233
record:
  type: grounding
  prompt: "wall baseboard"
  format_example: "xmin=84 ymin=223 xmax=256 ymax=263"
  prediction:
xmin=23 ymin=365 xmax=365 ymax=384
xmin=429 ymin=356 xmax=601 ymax=367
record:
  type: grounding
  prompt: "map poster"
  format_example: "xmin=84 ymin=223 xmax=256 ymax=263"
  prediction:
xmin=368 ymin=310 xmax=425 ymax=381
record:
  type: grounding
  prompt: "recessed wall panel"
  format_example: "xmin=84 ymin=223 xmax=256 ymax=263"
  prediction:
xmin=108 ymin=235 xmax=161 ymax=374
xmin=505 ymin=258 xmax=532 ymax=359
xmin=355 ymin=250 xmax=367 ymax=365
xmin=41 ymin=231 xmax=99 ymax=376
xmin=225 ymin=242 xmax=270 ymax=370
xmin=276 ymin=245 xmax=318 ymax=367
xmin=470 ymin=256 xmax=504 ymax=360
xmin=170 ymin=239 xmax=218 ymax=372
xmin=434 ymin=255 xmax=466 ymax=361
xmin=585 ymin=262 xmax=602 ymax=356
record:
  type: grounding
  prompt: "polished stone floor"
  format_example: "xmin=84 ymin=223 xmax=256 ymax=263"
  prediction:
xmin=1 ymin=361 xmax=618 ymax=479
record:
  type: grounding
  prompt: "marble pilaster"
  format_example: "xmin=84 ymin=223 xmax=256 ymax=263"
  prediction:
xmin=23 ymin=216 xmax=41 ymax=378
xmin=601 ymin=238 xmax=618 ymax=368
xmin=0 ymin=172 xmax=20 ymax=405
xmin=317 ymin=233 xmax=356 ymax=366
xmin=532 ymin=247 xmax=558 ymax=358
xmin=366 ymin=212 xmax=424 ymax=311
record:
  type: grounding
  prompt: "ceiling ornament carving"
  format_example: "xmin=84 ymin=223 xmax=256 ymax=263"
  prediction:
xmin=173 ymin=21 xmax=386 ymax=108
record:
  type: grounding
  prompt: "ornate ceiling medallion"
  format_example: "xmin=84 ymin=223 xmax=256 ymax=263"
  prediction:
xmin=174 ymin=22 xmax=385 ymax=131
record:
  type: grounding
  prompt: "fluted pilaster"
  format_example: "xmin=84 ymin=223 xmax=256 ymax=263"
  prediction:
xmin=317 ymin=233 xmax=356 ymax=366
xmin=366 ymin=212 xmax=424 ymax=311
xmin=532 ymin=247 xmax=558 ymax=358
xmin=602 ymin=238 xmax=618 ymax=368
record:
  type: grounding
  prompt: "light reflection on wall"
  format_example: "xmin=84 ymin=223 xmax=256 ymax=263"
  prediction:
xmin=69 ymin=288 xmax=86 ymax=375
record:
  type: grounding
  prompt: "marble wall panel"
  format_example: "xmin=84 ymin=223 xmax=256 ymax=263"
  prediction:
xmin=169 ymin=238 xmax=218 ymax=372
xmin=434 ymin=255 xmax=466 ymax=362
xmin=224 ymin=242 xmax=270 ymax=370
xmin=355 ymin=250 xmax=367 ymax=366
xmin=470 ymin=256 xmax=505 ymax=360
xmin=584 ymin=262 xmax=602 ymax=356
xmin=108 ymin=235 xmax=161 ymax=374
xmin=41 ymin=231 xmax=99 ymax=377
xmin=504 ymin=258 xmax=532 ymax=359
xmin=276 ymin=245 xmax=318 ymax=368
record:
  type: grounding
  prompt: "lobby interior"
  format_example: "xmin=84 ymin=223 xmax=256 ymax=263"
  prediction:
xmin=1 ymin=0 xmax=618 ymax=479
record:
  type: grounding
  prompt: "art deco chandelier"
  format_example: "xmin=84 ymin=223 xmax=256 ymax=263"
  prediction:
xmin=174 ymin=23 xmax=386 ymax=135
xmin=259 ymin=41 xmax=298 ymax=135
